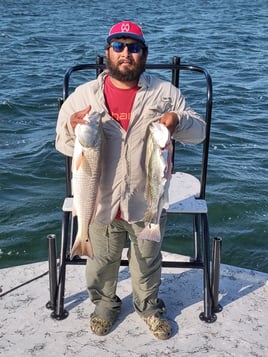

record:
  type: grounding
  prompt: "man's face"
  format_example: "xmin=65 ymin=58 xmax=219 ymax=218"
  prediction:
xmin=106 ymin=38 xmax=147 ymax=82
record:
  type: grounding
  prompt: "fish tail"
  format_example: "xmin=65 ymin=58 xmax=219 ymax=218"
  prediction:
xmin=70 ymin=237 xmax=94 ymax=259
xmin=137 ymin=223 xmax=161 ymax=242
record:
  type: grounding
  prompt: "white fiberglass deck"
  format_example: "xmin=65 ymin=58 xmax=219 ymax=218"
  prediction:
xmin=1 ymin=251 xmax=268 ymax=357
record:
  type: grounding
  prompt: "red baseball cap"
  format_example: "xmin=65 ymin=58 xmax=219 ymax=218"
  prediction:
xmin=107 ymin=21 xmax=146 ymax=45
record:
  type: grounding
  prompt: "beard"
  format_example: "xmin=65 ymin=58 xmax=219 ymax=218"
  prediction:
xmin=106 ymin=55 xmax=146 ymax=82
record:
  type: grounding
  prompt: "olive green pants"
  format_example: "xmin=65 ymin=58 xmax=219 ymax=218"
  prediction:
xmin=86 ymin=212 xmax=167 ymax=323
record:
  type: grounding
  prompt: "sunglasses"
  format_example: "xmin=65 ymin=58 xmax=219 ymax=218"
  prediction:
xmin=108 ymin=41 xmax=144 ymax=53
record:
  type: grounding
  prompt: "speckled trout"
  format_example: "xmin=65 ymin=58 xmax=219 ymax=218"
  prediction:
xmin=138 ymin=122 xmax=173 ymax=242
xmin=71 ymin=112 xmax=102 ymax=259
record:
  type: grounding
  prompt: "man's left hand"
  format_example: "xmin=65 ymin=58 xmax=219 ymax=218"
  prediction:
xmin=160 ymin=112 xmax=179 ymax=135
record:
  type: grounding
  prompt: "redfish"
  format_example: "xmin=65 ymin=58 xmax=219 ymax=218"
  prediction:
xmin=71 ymin=112 xmax=102 ymax=259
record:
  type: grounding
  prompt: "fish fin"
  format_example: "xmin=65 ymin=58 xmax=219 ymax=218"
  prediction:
xmin=80 ymin=152 xmax=87 ymax=168
xmin=137 ymin=223 xmax=161 ymax=242
xmin=72 ymin=152 xmax=83 ymax=171
xmin=72 ymin=139 xmax=83 ymax=172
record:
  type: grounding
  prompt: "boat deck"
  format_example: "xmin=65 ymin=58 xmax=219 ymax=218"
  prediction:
xmin=1 ymin=251 xmax=268 ymax=356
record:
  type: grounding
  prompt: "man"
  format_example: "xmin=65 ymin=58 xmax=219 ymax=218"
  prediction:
xmin=56 ymin=20 xmax=206 ymax=340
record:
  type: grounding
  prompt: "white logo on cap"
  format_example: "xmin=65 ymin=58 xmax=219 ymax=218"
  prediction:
xmin=121 ymin=23 xmax=130 ymax=32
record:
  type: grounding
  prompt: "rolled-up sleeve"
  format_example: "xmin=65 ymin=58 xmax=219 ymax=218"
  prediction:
xmin=55 ymin=100 xmax=76 ymax=157
xmin=55 ymin=82 xmax=94 ymax=157
xmin=173 ymin=107 xmax=206 ymax=144
xmin=171 ymin=86 xmax=206 ymax=144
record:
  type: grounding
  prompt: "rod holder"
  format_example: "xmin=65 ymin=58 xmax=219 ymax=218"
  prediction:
xmin=50 ymin=212 xmax=69 ymax=320
xmin=211 ymin=236 xmax=223 ymax=313
xmin=46 ymin=234 xmax=58 ymax=310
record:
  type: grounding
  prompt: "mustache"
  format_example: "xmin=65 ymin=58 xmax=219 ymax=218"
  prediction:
xmin=118 ymin=59 xmax=133 ymax=65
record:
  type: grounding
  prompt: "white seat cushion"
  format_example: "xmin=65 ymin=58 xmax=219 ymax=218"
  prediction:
xmin=62 ymin=172 xmax=207 ymax=214
xmin=167 ymin=172 xmax=207 ymax=213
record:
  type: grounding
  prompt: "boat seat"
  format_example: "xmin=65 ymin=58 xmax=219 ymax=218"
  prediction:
xmin=168 ymin=172 xmax=207 ymax=213
xmin=62 ymin=172 xmax=207 ymax=214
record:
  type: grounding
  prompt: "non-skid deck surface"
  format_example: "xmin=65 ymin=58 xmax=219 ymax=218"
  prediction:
xmin=1 ymin=252 xmax=268 ymax=357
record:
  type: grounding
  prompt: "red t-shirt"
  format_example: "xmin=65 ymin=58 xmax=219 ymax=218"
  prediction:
xmin=104 ymin=76 xmax=139 ymax=131
xmin=104 ymin=76 xmax=139 ymax=219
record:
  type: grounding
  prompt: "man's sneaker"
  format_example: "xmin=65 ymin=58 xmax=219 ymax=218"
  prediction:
xmin=143 ymin=314 xmax=172 ymax=340
xmin=90 ymin=314 xmax=112 ymax=336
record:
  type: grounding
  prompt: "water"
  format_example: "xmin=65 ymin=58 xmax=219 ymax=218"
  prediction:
xmin=0 ymin=0 xmax=267 ymax=272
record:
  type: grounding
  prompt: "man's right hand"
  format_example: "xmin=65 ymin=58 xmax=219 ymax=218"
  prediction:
xmin=70 ymin=105 xmax=91 ymax=131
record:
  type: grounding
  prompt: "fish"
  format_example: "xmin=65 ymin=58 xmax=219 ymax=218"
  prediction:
xmin=70 ymin=111 xmax=102 ymax=259
xmin=138 ymin=121 xmax=173 ymax=242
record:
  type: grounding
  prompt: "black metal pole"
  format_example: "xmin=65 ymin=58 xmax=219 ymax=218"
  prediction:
xmin=171 ymin=56 xmax=180 ymax=172
xmin=46 ymin=234 xmax=57 ymax=310
xmin=211 ymin=237 xmax=223 ymax=313
xmin=199 ymin=214 xmax=217 ymax=323
xmin=171 ymin=56 xmax=180 ymax=88
xmin=51 ymin=213 xmax=69 ymax=320
xmin=96 ymin=55 xmax=104 ymax=76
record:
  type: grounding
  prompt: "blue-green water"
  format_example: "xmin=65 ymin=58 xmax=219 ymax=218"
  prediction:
xmin=0 ymin=0 xmax=267 ymax=272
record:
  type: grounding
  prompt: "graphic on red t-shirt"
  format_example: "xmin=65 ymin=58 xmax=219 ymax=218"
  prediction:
xmin=104 ymin=76 xmax=139 ymax=131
